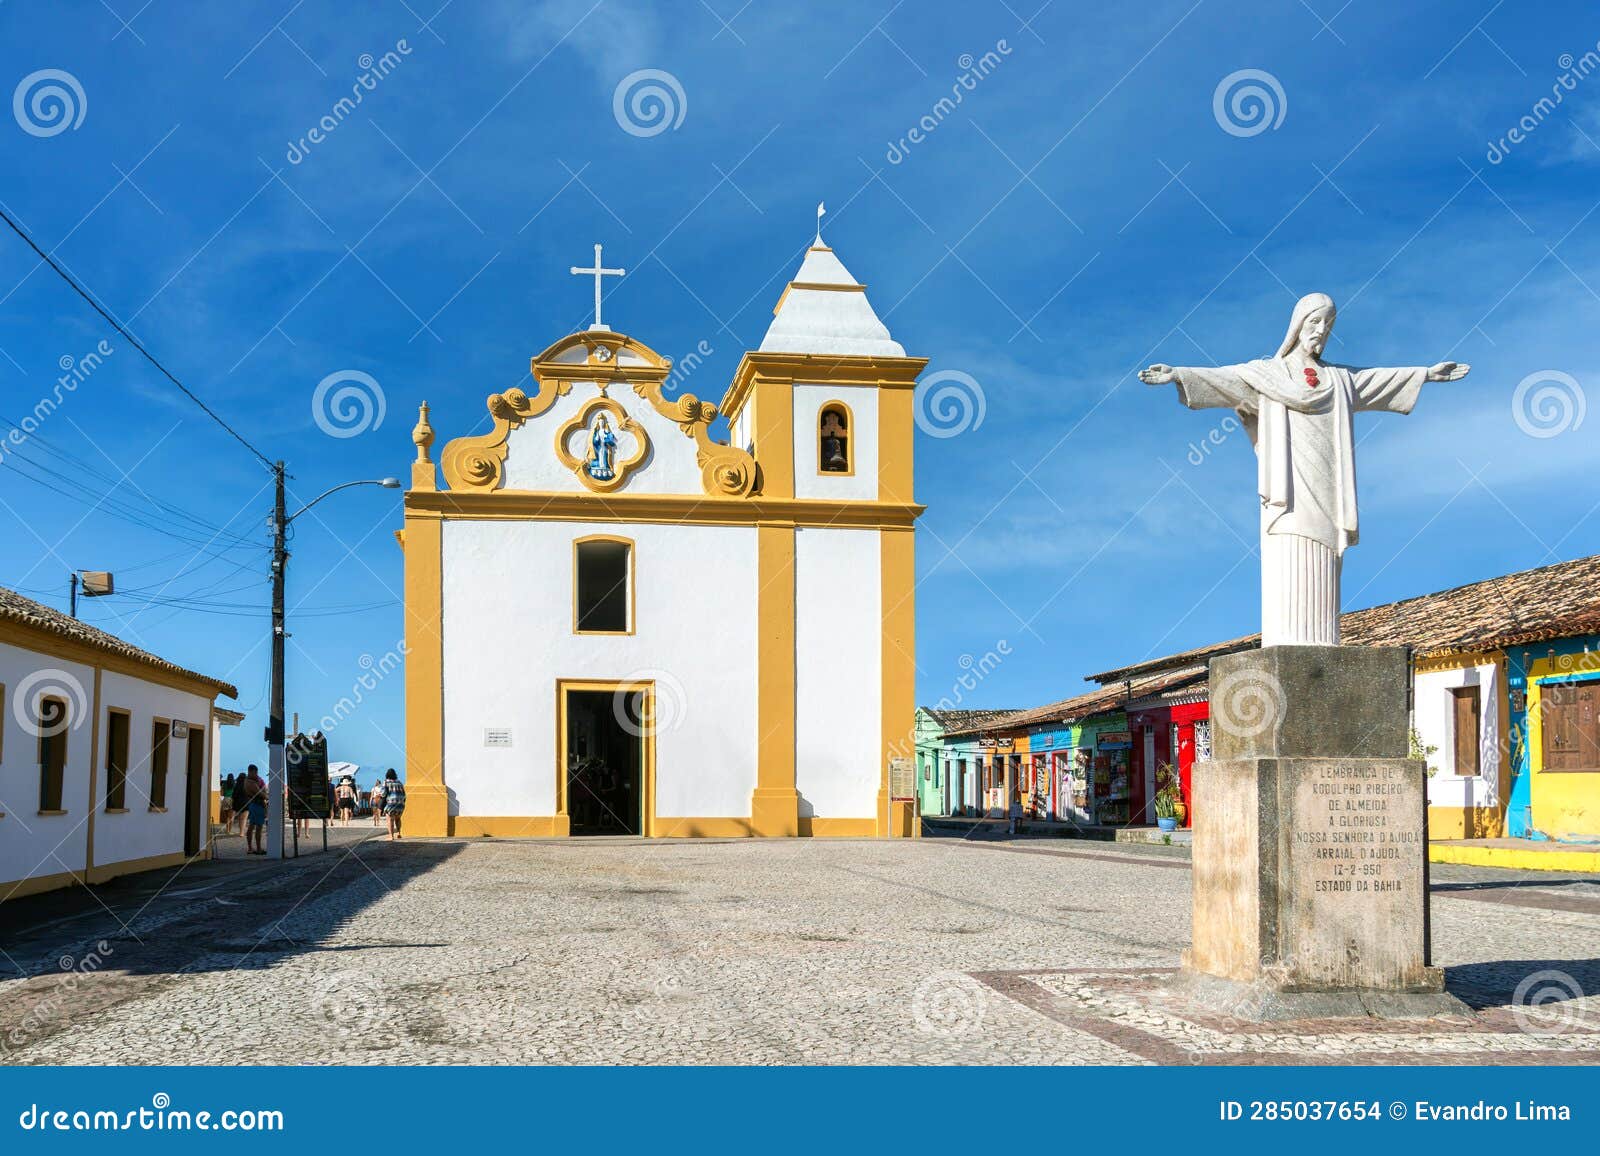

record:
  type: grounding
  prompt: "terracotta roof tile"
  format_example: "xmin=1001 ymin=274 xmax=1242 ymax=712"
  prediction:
xmin=1085 ymin=554 xmax=1600 ymax=685
xmin=0 ymin=586 xmax=238 ymax=698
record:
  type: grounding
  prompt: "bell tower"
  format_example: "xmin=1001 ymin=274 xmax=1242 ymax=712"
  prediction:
xmin=721 ymin=229 xmax=927 ymax=837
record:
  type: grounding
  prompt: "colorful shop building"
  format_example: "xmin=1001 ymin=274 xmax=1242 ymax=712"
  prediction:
xmin=915 ymin=707 xmax=1019 ymax=817
xmin=1090 ymin=555 xmax=1600 ymax=844
xmin=1506 ymin=635 xmax=1600 ymax=841
xmin=1337 ymin=554 xmax=1600 ymax=844
xmin=945 ymin=664 xmax=1207 ymax=828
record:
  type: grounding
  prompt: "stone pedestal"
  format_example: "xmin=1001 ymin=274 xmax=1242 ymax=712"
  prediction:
xmin=1181 ymin=645 xmax=1460 ymax=1019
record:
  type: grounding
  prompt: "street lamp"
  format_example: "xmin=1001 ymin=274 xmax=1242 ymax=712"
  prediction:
xmin=266 ymin=467 xmax=402 ymax=860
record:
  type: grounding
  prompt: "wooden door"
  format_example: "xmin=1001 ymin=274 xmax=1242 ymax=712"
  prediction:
xmin=1451 ymin=687 xmax=1481 ymax=776
xmin=1543 ymin=681 xmax=1600 ymax=772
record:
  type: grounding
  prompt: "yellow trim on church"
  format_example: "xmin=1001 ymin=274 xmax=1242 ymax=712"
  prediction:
xmin=400 ymin=320 xmax=926 ymax=840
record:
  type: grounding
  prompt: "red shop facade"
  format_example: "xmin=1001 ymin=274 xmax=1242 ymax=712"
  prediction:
xmin=1125 ymin=678 xmax=1209 ymax=829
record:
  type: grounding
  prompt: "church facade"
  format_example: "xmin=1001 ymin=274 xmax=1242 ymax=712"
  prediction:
xmin=398 ymin=236 xmax=925 ymax=838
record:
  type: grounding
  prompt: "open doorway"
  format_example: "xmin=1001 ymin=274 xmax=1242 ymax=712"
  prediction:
xmin=562 ymin=685 xmax=648 ymax=835
xmin=183 ymin=722 xmax=206 ymax=858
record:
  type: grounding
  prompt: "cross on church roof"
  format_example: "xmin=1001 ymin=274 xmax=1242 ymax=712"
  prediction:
xmin=570 ymin=243 xmax=625 ymax=332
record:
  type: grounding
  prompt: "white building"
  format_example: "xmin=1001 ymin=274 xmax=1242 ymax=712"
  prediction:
xmin=0 ymin=587 xmax=238 ymax=900
xmin=398 ymin=234 xmax=926 ymax=837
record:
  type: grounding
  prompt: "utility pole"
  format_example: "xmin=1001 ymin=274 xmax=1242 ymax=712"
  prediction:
xmin=69 ymin=572 xmax=78 ymax=618
xmin=267 ymin=460 xmax=288 ymax=860
xmin=262 ymin=467 xmax=399 ymax=861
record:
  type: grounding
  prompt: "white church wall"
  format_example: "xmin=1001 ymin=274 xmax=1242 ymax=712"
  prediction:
xmin=794 ymin=527 xmax=882 ymax=818
xmin=501 ymin=386 xmax=706 ymax=495
xmin=441 ymin=519 xmax=760 ymax=820
xmin=792 ymin=384 xmax=878 ymax=502
xmin=91 ymin=670 xmax=208 ymax=869
xmin=0 ymin=640 xmax=94 ymax=887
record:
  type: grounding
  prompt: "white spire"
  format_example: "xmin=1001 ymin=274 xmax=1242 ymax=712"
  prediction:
xmin=759 ymin=232 xmax=905 ymax=358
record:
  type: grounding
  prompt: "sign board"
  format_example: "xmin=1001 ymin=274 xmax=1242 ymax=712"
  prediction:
xmin=1096 ymin=730 xmax=1132 ymax=747
xmin=889 ymin=756 xmax=916 ymax=800
xmin=170 ymin=720 xmax=190 ymax=740
xmin=286 ymin=731 xmax=331 ymax=820
xmin=79 ymin=571 xmax=114 ymax=597
xmin=484 ymin=728 xmax=514 ymax=748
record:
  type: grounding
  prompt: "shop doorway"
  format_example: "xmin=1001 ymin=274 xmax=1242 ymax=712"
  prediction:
xmin=560 ymin=683 xmax=651 ymax=836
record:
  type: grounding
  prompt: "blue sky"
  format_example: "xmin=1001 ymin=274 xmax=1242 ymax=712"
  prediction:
xmin=2 ymin=0 xmax=1597 ymax=767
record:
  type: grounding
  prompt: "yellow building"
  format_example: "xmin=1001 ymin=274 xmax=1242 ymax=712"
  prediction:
xmin=397 ymin=234 xmax=925 ymax=838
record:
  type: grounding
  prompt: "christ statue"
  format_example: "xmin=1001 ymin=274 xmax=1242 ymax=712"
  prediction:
xmin=1140 ymin=293 xmax=1468 ymax=647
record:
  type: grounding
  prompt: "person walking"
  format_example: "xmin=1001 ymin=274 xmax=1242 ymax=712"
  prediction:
xmin=229 ymin=771 xmax=252 ymax=837
xmin=334 ymin=777 xmax=356 ymax=825
xmin=241 ymin=765 xmax=268 ymax=855
xmin=380 ymin=769 xmax=405 ymax=841
xmin=370 ymin=779 xmax=385 ymax=827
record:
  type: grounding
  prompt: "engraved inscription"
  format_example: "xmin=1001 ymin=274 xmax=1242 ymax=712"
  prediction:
xmin=1292 ymin=763 xmax=1420 ymax=897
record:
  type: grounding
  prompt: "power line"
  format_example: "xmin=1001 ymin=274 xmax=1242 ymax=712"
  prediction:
xmin=0 ymin=202 xmax=274 ymax=471
xmin=0 ymin=412 xmax=263 ymax=548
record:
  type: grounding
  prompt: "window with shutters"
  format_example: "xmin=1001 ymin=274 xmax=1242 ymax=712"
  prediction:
xmin=37 ymin=696 xmax=67 ymax=813
xmin=149 ymin=719 xmax=171 ymax=810
xmin=1540 ymin=680 xmax=1600 ymax=773
xmin=105 ymin=708 xmax=131 ymax=810
xmin=1450 ymin=686 xmax=1481 ymax=777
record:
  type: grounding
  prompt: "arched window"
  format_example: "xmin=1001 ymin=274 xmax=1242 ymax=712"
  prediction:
xmin=818 ymin=402 xmax=852 ymax=474
xmin=574 ymin=536 xmax=633 ymax=634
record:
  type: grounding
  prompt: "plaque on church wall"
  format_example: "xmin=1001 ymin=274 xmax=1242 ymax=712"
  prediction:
xmin=889 ymin=757 xmax=915 ymax=800
xmin=484 ymin=728 xmax=514 ymax=748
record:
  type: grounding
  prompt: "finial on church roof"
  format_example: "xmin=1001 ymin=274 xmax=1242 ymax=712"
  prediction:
xmin=571 ymin=243 xmax=625 ymax=332
xmin=411 ymin=401 xmax=436 ymax=491
xmin=812 ymin=201 xmax=830 ymax=250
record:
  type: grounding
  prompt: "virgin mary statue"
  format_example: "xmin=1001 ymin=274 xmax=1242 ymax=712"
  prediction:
xmin=587 ymin=413 xmax=618 ymax=481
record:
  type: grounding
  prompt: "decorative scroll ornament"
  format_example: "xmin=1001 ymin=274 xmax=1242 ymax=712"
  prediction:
xmin=554 ymin=396 xmax=650 ymax=493
xmin=437 ymin=330 xmax=757 ymax=498
xmin=647 ymin=389 xmax=756 ymax=498
xmin=439 ymin=381 xmax=571 ymax=492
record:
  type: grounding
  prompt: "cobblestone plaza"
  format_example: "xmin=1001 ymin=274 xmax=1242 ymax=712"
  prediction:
xmin=2 ymin=833 xmax=1597 ymax=1065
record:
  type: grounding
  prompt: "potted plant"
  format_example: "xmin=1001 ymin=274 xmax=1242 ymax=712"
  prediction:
xmin=1158 ymin=762 xmax=1187 ymax=826
xmin=1153 ymin=763 xmax=1182 ymax=831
